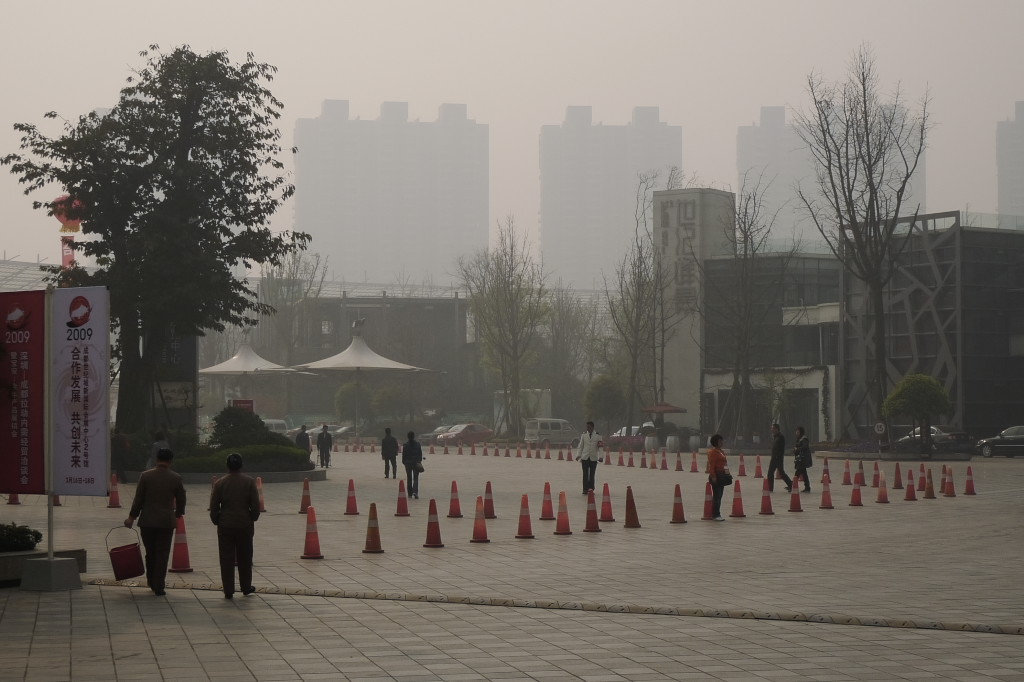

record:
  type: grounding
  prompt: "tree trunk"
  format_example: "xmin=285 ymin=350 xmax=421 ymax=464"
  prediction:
xmin=869 ymin=280 xmax=888 ymax=438
xmin=114 ymin=315 xmax=147 ymax=434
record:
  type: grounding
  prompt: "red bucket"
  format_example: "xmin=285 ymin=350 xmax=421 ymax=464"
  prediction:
xmin=106 ymin=527 xmax=145 ymax=581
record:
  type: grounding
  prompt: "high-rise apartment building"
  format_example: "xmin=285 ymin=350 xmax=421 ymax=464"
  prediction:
xmin=294 ymin=100 xmax=489 ymax=283
xmin=737 ymin=106 xmax=926 ymax=248
xmin=540 ymin=106 xmax=682 ymax=289
xmin=997 ymin=101 xmax=1024 ymax=224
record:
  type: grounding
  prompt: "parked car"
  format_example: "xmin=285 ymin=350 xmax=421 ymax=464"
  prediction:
xmin=262 ymin=418 xmax=288 ymax=435
xmin=285 ymin=424 xmax=342 ymax=440
xmin=892 ymin=425 xmax=972 ymax=453
xmin=332 ymin=425 xmax=363 ymax=442
xmin=436 ymin=423 xmax=494 ymax=446
xmin=421 ymin=425 xmax=454 ymax=445
xmin=605 ymin=424 xmax=653 ymax=452
xmin=976 ymin=426 xmax=1024 ymax=458
xmin=523 ymin=418 xmax=577 ymax=448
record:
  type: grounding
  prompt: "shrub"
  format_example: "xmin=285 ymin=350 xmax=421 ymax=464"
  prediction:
xmin=209 ymin=406 xmax=291 ymax=449
xmin=0 ymin=522 xmax=43 ymax=552
xmin=173 ymin=444 xmax=314 ymax=473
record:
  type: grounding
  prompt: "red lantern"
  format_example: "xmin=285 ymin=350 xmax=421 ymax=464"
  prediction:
xmin=52 ymin=194 xmax=84 ymax=233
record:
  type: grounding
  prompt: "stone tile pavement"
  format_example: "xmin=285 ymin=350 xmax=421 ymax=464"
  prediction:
xmin=2 ymin=449 xmax=1023 ymax=680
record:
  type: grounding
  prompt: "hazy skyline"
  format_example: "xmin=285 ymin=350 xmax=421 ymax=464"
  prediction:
xmin=2 ymin=1 xmax=1022 ymax=281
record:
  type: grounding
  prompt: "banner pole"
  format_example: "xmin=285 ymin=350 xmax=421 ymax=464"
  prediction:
xmin=45 ymin=286 xmax=54 ymax=562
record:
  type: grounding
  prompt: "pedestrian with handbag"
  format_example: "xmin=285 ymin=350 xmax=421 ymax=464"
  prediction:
xmin=706 ymin=434 xmax=731 ymax=521
xmin=793 ymin=425 xmax=813 ymax=493
xmin=402 ymin=431 xmax=424 ymax=499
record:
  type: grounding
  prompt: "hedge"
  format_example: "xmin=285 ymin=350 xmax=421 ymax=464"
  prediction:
xmin=172 ymin=445 xmax=314 ymax=473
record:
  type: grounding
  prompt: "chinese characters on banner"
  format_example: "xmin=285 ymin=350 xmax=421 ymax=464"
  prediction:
xmin=0 ymin=290 xmax=46 ymax=494
xmin=51 ymin=287 xmax=109 ymax=496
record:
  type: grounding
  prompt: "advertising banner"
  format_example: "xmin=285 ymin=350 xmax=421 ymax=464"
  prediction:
xmin=0 ymin=290 xmax=47 ymax=494
xmin=51 ymin=286 xmax=110 ymax=496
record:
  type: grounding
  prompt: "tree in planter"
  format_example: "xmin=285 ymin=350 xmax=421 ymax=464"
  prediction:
xmin=2 ymin=46 xmax=306 ymax=434
xmin=0 ymin=523 xmax=43 ymax=552
xmin=882 ymin=373 xmax=952 ymax=454
xmin=209 ymin=406 xmax=289 ymax=449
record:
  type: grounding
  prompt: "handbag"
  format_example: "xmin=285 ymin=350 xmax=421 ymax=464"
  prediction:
xmin=414 ymin=461 xmax=425 ymax=473
xmin=711 ymin=469 xmax=733 ymax=486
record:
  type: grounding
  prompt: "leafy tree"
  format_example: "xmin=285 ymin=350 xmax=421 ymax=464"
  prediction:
xmin=584 ymin=375 xmax=626 ymax=437
xmin=882 ymin=373 xmax=952 ymax=452
xmin=796 ymin=45 xmax=929 ymax=438
xmin=334 ymin=381 xmax=373 ymax=426
xmin=2 ymin=45 xmax=306 ymax=434
xmin=457 ymin=216 xmax=547 ymax=438
xmin=209 ymin=406 xmax=289 ymax=449
xmin=532 ymin=285 xmax=597 ymax=421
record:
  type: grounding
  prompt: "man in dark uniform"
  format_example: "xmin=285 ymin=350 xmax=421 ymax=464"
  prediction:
xmin=381 ymin=427 xmax=399 ymax=479
xmin=316 ymin=424 xmax=333 ymax=468
xmin=125 ymin=449 xmax=186 ymax=596
xmin=295 ymin=425 xmax=311 ymax=460
xmin=209 ymin=453 xmax=261 ymax=599
xmin=767 ymin=423 xmax=793 ymax=493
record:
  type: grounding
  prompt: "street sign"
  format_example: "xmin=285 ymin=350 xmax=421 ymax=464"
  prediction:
xmin=874 ymin=421 xmax=887 ymax=435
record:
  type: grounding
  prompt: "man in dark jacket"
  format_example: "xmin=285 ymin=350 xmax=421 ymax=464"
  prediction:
xmin=209 ymin=453 xmax=261 ymax=599
xmin=767 ymin=423 xmax=793 ymax=493
xmin=316 ymin=424 xmax=333 ymax=468
xmin=381 ymin=427 xmax=399 ymax=479
xmin=125 ymin=448 xmax=186 ymax=596
xmin=401 ymin=431 xmax=423 ymax=499
xmin=295 ymin=425 xmax=311 ymax=459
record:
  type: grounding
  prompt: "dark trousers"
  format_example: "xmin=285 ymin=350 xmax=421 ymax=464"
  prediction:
xmin=404 ymin=465 xmax=420 ymax=497
xmin=581 ymin=459 xmax=598 ymax=494
xmin=384 ymin=456 xmax=397 ymax=478
xmin=766 ymin=457 xmax=793 ymax=491
xmin=217 ymin=525 xmax=254 ymax=596
xmin=318 ymin=448 xmax=331 ymax=468
xmin=711 ymin=483 xmax=725 ymax=517
xmin=794 ymin=464 xmax=811 ymax=492
xmin=139 ymin=526 xmax=174 ymax=592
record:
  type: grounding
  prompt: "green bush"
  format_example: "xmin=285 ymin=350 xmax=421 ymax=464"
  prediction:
xmin=0 ymin=522 xmax=43 ymax=552
xmin=173 ymin=444 xmax=314 ymax=473
xmin=209 ymin=406 xmax=292 ymax=449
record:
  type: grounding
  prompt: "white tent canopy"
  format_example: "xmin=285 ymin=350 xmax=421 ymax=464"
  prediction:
xmin=198 ymin=344 xmax=293 ymax=375
xmin=297 ymin=334 xmax=430 ymax=373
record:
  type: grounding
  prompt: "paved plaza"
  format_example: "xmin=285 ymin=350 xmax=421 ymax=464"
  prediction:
xmin=1 ymin=448 xmax=1023 ymax=680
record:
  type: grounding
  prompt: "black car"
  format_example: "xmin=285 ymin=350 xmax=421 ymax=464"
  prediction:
xmin=893 ymin=425 xmax=972 ymax=454
xmin=976 ymin=426 xmax=1024 ymax=458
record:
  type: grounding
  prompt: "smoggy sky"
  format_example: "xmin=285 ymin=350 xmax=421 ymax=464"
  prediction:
xmin=2 ymin=0 xmax=1021 ymax=272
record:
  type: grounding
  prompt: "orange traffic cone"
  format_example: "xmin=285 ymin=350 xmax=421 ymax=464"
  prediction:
xmin=729 ymin=480 xmax=745 ymax=517
xmin=583 ymin=490 xmax=601 ymax=532
xmin=443 ymin=444 xmax=449 ymax=454
xmin=759 ymin=478 xmax=774 ymax=515
xmin=482 ymin=445 xmax=488 ymax=456
xmin=855 ymin=461 xmax=866 ymax=486
xmin=754 ymin=455 xmax=763 ymax=478
xmin=539 ymin=482 xmax=555 ymax=520
xmin=547 ymin=445 xmax=553 ymax=460
xmin=395 ymin=479 xmax=411 ymax=516
xmin=526 ymin=444 xmax=532 ymax=458
xmin=904 ymin=475 xmax=917 ymax=501
xmin=599 ymin=483 xmax=615 ymax=522
xmin=470 ymin=443 xmax=476 ymax=456
xmin=938 ymin=466 xmax=948 ymax=497
xmin=661 ymin=451 xmax=668 ymax=470
xmin=842 ymin=459 xmax=852 ymax=485
xmin=107 ymin=473 xmax=122 ymax=508
xmin=623 ymin=486 xmax=641 ymax=528
xmin=515 ymin=494 xmax=535 ymax=539
xmin=604 ymin=450 xmax=611 ymax=465
xmin=849 ymin=482 xmax=863 ymax=506
xmin=875 ymin=471 xmax=890 ymax=503
xmin=737 ymin=454 xmax=746 ymax=477
xmin=639 ymin=451 xmax=647 ymax=468
xmin=457 ymin=444 xmax=464 ymax=456
xmin=557 ymin=448 xmax=563 ymax=461
xmin=470 ymin=496 xmax=490 ymax=543
xmin=690 ymin=451 xmax=699 ymax=472
xmin=300 ymin=506 xmax=324 ymax=559
xmin=362 ymin=502 xmax=384 ymax=553
xmin=168 ymin=515 xmax=194 ymax=572
xmin=256 ymin=476 xmax=266 ymax=513
xmin=553 ymin=491 xmax=573 ymax=535
xmin=447 ymin=481 xmax=463 ymax=518
xmin=344 ymin=479 xmax=359 ymax=515
xmin=670 ymin=483 xmax=687 ymax=523
xmin=483 ymin=481 xmax=496 ymax=519
xmin=918 ymin=463 xmax=926 ymax=492
xmin=617 ymin=452 xmax=625 ymax=466
xmin=819 ymin=476 xmax=834 ymax=509
xmin=298 ymin=478 xmax=312 ymax=514
xmin=676 ymin=453 xmax=683 ymax=471
xmin=504 ymin=445 xmax=510 ymax=457
xmin=701 ymin=481 xmax=714 ymax=520
xmin=516 ymin=445 xmax=522 ymax=458
xmin=924 ymin=469 xmax=936 ymax=499
xmin=6 ymin=492 xmax=20 ymax=505
xmin=423 ymin=499 xmax=444 ymax=548
xmin=819 ymin=457 xmax=829 ymax=485
xmin=944 ymin=469 xmax=957 ymax=497
xmin=892 ymin=463 xmax=904 ymax=490
xmin=964 ymin=466 xmax=977 ymax=495
xmin=788 ymin=480 xmax=803 ymax=512
xmin=429 ymin=444 xmax=435 ymax=454
xmin=871 ymin=461 xmax=880 ymax=488
xmin=627 ymin=453 xmax=635 ymax=467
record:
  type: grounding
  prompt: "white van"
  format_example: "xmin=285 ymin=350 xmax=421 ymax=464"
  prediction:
xmin=263 ymin=418 xmax=288 ymax=434
xmin=523 ymin=418 xmax=578 ymax=448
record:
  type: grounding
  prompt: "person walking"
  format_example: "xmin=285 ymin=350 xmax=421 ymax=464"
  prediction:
xmin=316 ymin=424 xmax=333 ymax=468
xmin=706 ymin=434 xmax=730 ymax=521
xmin=145 ymin=430 xmax=170 ymax=469
xmin=793 ymin=426 xmax=812 ymax=493
xmin=767 ymin=423 xmax=793 ymax=493
xmin=295 ymin=425 xmax=311 ymax=461
xmin=209 ymin=453 xmax=261 ymax=599
xmin=381 ymin=427 xmax=399 ymax=479
xmin=124 ymin=448 xmax=186 ymax=596
xmin=575 ymin=421 xmax=603 ymax=495
xmin=402 ymin=431 xmax=423 ymax=499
